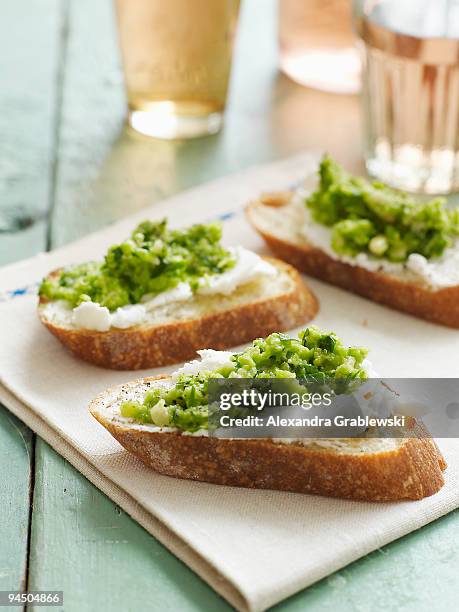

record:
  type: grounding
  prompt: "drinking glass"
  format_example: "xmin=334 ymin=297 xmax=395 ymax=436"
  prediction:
xmin=355 ymin=0 xmax=459 ymax=193
xmin=279 ymin=0 xmax=360 ymax=94
xmin=115 ymin=0 xmax=240 ymax=139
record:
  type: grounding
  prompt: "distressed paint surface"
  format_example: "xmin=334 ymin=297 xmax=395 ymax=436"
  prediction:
xmin=28 ymin=442 xmax=231 ymax=612
xmin=0 ymin=0 xmax=63 ymax=594
xmin=0 ymin=406 xmax=33 ymax=592
xmin=1 ymin=0 xmax=459 ymax=610
xmin=0 ymin=0 xmax=63 ymax=264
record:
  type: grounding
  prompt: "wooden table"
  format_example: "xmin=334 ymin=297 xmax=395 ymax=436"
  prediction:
xmin=1 ymin=1 xmax=458 ymax=610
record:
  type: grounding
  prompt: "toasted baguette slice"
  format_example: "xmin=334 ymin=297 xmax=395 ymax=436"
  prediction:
xmin=247 ymin=194 xmax=459 ymax=328
xmin=38 ymin=257 xmax=318 ymax=370
xmin=90 ymin=376 xmax=446 ymax=502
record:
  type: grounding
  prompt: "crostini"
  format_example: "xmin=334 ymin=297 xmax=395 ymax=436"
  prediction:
xmin=38 ymin=219 xmax=318 ymax=369
xmin=247 ymin=156 xmax=459 ymax=327
xmin=90 ymin=327 xmax=446 ymax=501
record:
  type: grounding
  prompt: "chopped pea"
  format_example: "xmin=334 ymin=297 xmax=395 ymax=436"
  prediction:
xmin=368 ymin=235 xmax=388 ymax=256
xmin=120 ymin=327 xmax=369 ymax=433
xmin=39 ymin=220 xmax=235 ymax=311
xmin=307 ymin=156 xmax=459 ymax=261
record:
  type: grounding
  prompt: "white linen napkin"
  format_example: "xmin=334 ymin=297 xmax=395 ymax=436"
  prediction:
xmin=1 ymin=153 xmax=459 ymax=612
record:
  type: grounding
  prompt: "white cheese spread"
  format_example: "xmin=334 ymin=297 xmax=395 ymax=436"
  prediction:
xmin=140 ymin=282 xmax=193 ymax=310
xmin=71 ymin=302 xmax=111 ymax=332
xmin=171 ymin=349 xmax=234 ymax=380
xmin=71 ymin=302 xmax=146 ymax=332
xmin=197 ymin=246 xmax=276 ymax=295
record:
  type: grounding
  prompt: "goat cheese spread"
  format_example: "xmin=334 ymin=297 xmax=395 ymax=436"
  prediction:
xmin=171 ymin=349 xmax=234 ymax=381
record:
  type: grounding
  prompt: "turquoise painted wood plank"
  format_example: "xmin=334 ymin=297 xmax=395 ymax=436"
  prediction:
xmin=0 ymin=406 xmax=33 ymax=592
xmin=0 ymin=0 xmax=63 ymax=596
xmin=27 ymin=441 xmax=231 ymax=612
xmin=0 ymin=0 xmax=63 ymax=265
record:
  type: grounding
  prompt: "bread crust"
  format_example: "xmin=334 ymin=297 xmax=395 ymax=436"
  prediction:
xmin=38 ymin=258 xmax=318 ymax=370
xmin=90 ymin=377 xmax=446 ymax=502
xmin=247 ymin=197 xmax=459 ymax=328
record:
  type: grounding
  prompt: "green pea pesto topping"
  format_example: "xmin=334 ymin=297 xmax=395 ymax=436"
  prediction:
xmin=306 ymin=156 xmax=459 ymax=262
xmin=120 ymin=327 xmax=368 ymax=433
xmin=39 ymin=220 xmax=235 ymax=311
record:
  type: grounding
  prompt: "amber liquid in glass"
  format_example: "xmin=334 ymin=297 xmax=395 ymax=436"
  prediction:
xmin=115 ymin=0 xmax=240 ymax=139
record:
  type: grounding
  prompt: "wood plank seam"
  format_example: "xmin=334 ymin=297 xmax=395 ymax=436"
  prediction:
xmin=45 ymin=0 xmax=70 ymax=252
xmin=0 ymin=411 xmax=33 ymax=597
xmin=23 ymin=435 xmax=36 ymax=602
